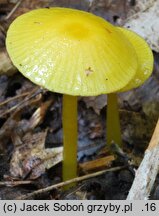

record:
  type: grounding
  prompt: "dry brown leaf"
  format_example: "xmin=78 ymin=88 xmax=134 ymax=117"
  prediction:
xmin=124 ymin=0 xmax=159 ymax=52
xmin=89 ymin=122 xmax=103 ymax=139
xmin=81 ymin=95 xmax=107 ymax=114
xmin=10 ymin=131 xmax=63 ymax=179
xmin=89 ymin=0 xmax=129 ymax=24
xmin=29 ymin=147 xmax=63 ymax=179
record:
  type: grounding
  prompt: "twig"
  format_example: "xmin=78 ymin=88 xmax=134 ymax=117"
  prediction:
xmin=127 ymin=118 xmax=159 ymax=200
xmin=62 ymin=183 xmax=87 ymax=200
xmin=0 ymin=180 xmax=32 ymax=187
xmin=0 ymin=87 xmax=43 ymax=117
xmin=0 ymin=92 xmax=29 ymax=107
xmin=0 ymin=24 xmax=6 ymax=36
xmin=16 ymin=166 xmax=125 ymax=200
xmin=4 ymin=0 xmax=23 ymax=21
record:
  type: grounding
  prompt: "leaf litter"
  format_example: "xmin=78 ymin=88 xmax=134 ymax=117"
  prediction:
xmin=0 ymin=0 xmax=159 ymax=200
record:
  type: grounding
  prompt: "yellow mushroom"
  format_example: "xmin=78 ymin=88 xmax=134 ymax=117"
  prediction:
xmin=6 ymin=7 xmax=153 ymax=184
xmin=6 ymin=8 xmax=138 ymax=95
xmin=106 ymin=27 xmax=153 ymax=147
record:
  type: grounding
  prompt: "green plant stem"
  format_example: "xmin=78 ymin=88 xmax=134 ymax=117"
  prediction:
xmin=106 ymin=93 xmax=122 ymax=147
xmin=62 ymin=94 xmax=78 ymax=188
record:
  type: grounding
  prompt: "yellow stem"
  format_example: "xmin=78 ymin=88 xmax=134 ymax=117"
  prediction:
xmin=62 ymin=94 xmax=78 ymax=187
xmin=106 ymin=93 xmax=122 ymax=147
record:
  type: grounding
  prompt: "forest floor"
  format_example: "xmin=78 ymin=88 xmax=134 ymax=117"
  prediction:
xmin=0 ymin=0 xmax=159 ymax=200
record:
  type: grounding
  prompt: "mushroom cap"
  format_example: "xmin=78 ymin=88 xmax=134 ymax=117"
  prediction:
xmin=6 ymin=7 xmax=138 ymax=96
xmin=117 ymin=27 xmax=154 ymax=92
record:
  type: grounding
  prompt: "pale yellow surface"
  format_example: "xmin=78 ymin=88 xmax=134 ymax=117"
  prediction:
xmin=118 ymin=27 xmax=154 ymax=92
xmin=6 ymin=7 xmax=138 ymax=96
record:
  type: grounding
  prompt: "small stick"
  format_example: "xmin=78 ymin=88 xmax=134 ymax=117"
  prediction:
xmin=127 ymin=118 xmax=159 ymax=200
xmin=0 ymin=92 xmax=29 ymax=107
xmin=0 ymin=87 xmax=43 ymax=117
xmin=0 ymin=180 xmax=32 ymax=187
xmin=4 ymin=0 xmax=23 ymax=21
xmin=16 ymin=166 xmax=125 ymax=200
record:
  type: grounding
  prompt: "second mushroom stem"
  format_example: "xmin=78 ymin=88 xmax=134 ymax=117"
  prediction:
xmin=62 ymin=94 xmax=78 ymax=186
xmin=106 ymin=93 xmax=122 ymax=147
